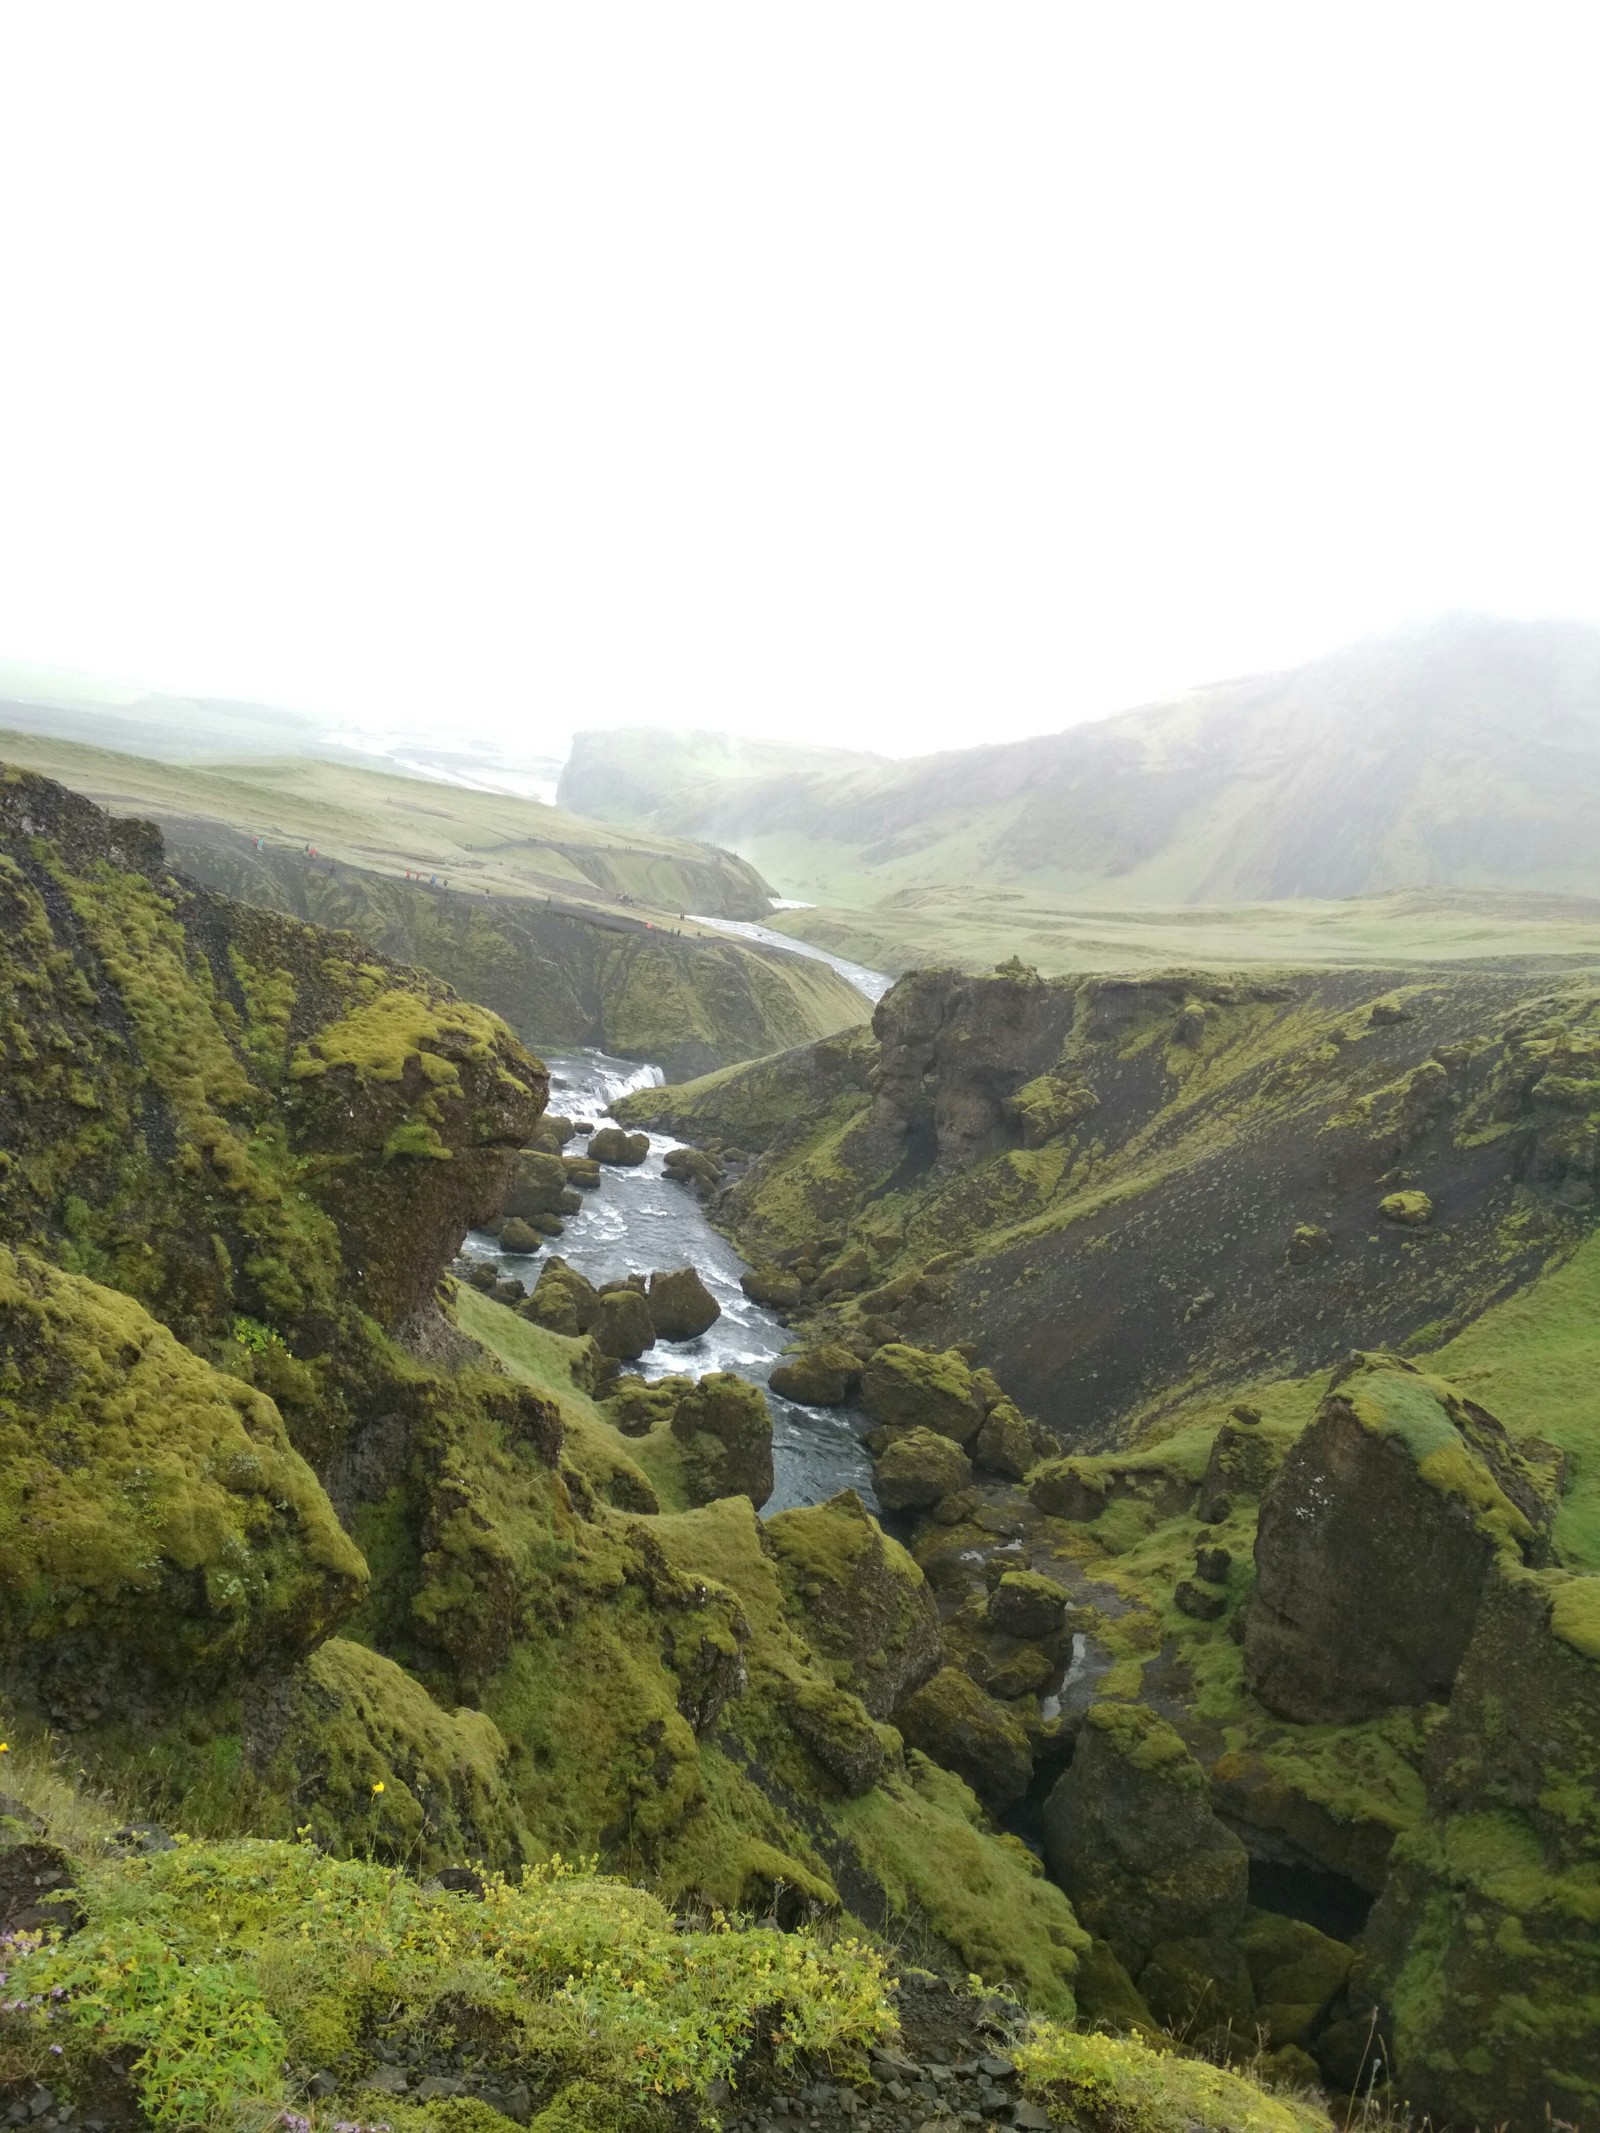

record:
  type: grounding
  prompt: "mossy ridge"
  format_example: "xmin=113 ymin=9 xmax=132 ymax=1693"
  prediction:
xmin=1015 ymin=2023 xmax=1329 ymax=2133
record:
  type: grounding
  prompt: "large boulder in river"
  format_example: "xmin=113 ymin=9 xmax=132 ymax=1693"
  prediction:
xmin=593 ymin=1287 xmax=655 ymax=1361
xmin=670 ymin=1372 xmax=773 ymax=1508
xmin=646 ymin=1266 xmax=721 ymax=1342
xmin=872 ymin=1427 xmax=972 ymax=1511
xmin=861 ymin=1343 xmax=985 ymax=1444
xmin=1242 ymin=1356 xmax=1555 ymax=1723
xmin=503 ymin=1148 xmax=571 ymax=1220
xmin=497 ymin=1217 xmax=543 ymax=1255
xmin=1041 ymin=1700 xmax=1249 ymax=1979
xmin=1359 ymin=1561 xmax=1600 ymax=2131
xmin=765 ymin=1490 xmax=941 ymax=1718
xmin=769 ymin=1343 xmax=862 ymax=1406
xmin=589 ymin=1126 xmax=650 ymax=1166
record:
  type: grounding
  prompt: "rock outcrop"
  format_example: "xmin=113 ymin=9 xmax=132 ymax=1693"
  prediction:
xmin=1360 ymin=1562 xmax=1600 ymax=2131
xmin=1041 ymin=1702 xmax=1249 ymax=2003
xmin=872 ymin=1427 xmax=972 ymax=1511
xmin=768 ymin=1342 xmax=862 ymax=1405
xmin=669 ymin=1371 xmax=774 ymax=1507
xmin=0 ymin=1247 xmax=366 ymax=1725
xmin=1242 ymin=1357 xmax=1554 ymax=1723
xmin=765 ymin=1491 xmax=941 ymax=1719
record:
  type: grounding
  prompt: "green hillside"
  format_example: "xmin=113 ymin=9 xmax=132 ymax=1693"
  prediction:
xmin=0 ymin=733 xmax=869 ymax=1076
xmin=561 ymin=616 xmax=1600 ymax=965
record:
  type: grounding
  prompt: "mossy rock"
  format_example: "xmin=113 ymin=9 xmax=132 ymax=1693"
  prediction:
xmin=241 ymin=1637 xmax=529 ymax=1870
xmin=1236 ymin=1908 xmax=1353 ymax=2049
xmin=1243 ymin=1356 xmax=1555 ymax=1723
xmin=1137 ymin=1933 xmax=1256 ymax=2045
xmin=765 ymin=1490 xmax=941 ymax=1718
xmin=588 ymin=1126 xmax=649 ymax=1166
xmin=892 ymin=1665 xmax=1032 ymax=1808
xmin=521 ymin=1257 xmax=601 ymax=1336
xmin=1378 ymin=1188 xmax=1433 ymax=1225
xmin=0 ymin=1247 xmax=365 ymax=1724
xmin=503 ymin=1148 xmax=570 ymax=1219
xmin=645 ymin=1265 xmax=720 ymax=1342
xmin=605 ymin=1373 xmax=695 ymax=1439
xmin=988 ymin=1569 xmax=1069 ymax=1640
xmin=593 ymin=1287 xmax=656 ymax=1361
xmin=497 ymin=1216 xmax=543 ymax=1254
xmin=669 ymin=1370 xmax=773 ymax=1508
xmin=785 ymin=1677 xmax=887 ymax=1797
xmin=860 ymin=1343 xmax=985 ymax=1444
xmin=1040 ymin=1701 xmax=1248 ymax=1975
xmin=768 ymin=1342 xmax=861 ymax=1406
xmin=971 ymin=1397 xmax=1047 ymax=1480
xmin=872 ymin=1426 xmax=972 ymax=1511
xmin=1016 ymin=2023 xmax=1331 ymax=2133
xmin=1360 ymin=1558 xmax=1600 ymax=2129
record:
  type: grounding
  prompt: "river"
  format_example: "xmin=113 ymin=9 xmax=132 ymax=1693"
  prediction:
xmin=460 ymin=1039 xmax=885 ymax=1514
xmin=686 ymin=913 xmax=895 ymax=1005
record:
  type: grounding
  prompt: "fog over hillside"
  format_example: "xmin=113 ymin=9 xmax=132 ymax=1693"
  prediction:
xmin=560 ymin=615 xmax=1600 ymax=905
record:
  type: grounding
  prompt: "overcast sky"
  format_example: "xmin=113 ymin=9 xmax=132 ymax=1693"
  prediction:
xmin=2 ymin=4 xmax=1598 ymax=758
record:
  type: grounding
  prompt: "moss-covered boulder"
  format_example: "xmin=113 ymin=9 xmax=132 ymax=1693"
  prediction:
xmin=1243 ymin=1356 xmax=1554 ymax=1723
xmin=1015 ymin=2023 xmax=1331 ymax=2133
xmin=497 ymin=1216 xmax=543 ymax=1255
xmin=767 ymin=1342 xmax=862 ymax=1406
xmin=0 ymin=1248 xmax=366 ymax=1725
xmin=645 ymin=1266 xmax=720 ymax=1342
xmin=785 ymin=1678 xmax=888 ymax=1797
xmin=1379 ymin=1188 xmax=1434 ymax=1225
xmin=669 ymin=1372 xmax=773 ymax=1508
xmin=893 ymin=1666 xmax=1033 ymax=1809
xmin=604 ymin=1372 xmax=695 ymax=1438
xmin=1236 ymin=1910 xmax=1354 ymax=2051
xmin=241 ymin=1637 xmax=529 ymax=1870
xmin=1002 ymin=1073 xmax=1098 ymax=1149
xmin=588 ymin=1126 xmax=649 ymax=1166
xmin=1360 ymin=1561 xmax=1600 ymax=2130
xmin=593 ymin=1287 xmax=656 ymax=1361
xmin=1040 ymin=1702 xmax=1249 ymax=1977
xmin=971 ymin=1398 xmax=1046 ymax=1480
xmin=521 ymin=1257 xmax=601 ymax=1336
xmin=872 ymin=1426 xmax=972 ymax=1511
xmin=989 ymin=1569 xmax=1069 ymax=1640
xmin=765 ymin=1491 xmax=941 ymax=1718
xmin=860 ymin=1343 xmax=985 ymax=1444
xmin=503 ymin=1149 xmax=570 ymax=1221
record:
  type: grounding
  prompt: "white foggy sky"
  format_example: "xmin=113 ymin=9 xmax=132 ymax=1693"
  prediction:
xmin=1 ymin=3 xmax=1598 ymax=758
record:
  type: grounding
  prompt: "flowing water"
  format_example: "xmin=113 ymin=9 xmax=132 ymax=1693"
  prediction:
xmin=685 ymin=913 xmax=895 ymax=1006
xmin=460 ymin=1045 xmax=882 ymax=1513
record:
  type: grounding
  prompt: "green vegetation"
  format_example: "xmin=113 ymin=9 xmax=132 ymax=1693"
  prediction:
xmin=0 ymin=1837 xmax=892 ymax=2129
xmin=1015 ymin=2025 xmax=1329 ymax=2133
xmin=560 ymin=620 xmax=1600 ymax=971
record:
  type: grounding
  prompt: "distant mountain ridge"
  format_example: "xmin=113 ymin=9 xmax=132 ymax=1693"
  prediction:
xmin=559 ymin=617 xmax=1600 ymax=904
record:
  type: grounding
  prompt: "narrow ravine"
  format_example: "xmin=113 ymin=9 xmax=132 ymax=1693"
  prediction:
xmin=462 ymin=1035 xmax=886 ymax=1512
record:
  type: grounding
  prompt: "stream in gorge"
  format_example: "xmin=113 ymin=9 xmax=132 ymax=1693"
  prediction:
xmin=462 ymin=935 xmax=892 ymax=1512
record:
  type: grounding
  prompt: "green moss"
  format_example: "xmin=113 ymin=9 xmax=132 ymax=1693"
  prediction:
xmin=1549 ymin=1572 xmax=1600 ymax=1661
xmin=0 ymin=1837 xmax=893 ymax=2129
xmin=837 ymin=1757 xmax=1087 ymax=2015
xmin=1016 ymin=2023 xmax=1329 ymax=2133
xmin=0 ymin=1246 xmax=366 ymax=1709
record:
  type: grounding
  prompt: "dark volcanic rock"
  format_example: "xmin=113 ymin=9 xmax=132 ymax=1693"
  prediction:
xmin=646 ymin=1265 xmax=721 ymax=1342
xmin=1242 ymin=1356 xmax=1554 ymax=1723
xmin=1041 ymin=1700 xmax=1248 ymax=1977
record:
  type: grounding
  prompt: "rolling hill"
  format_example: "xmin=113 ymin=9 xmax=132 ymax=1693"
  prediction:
xmin=559 ymin=615 xmax=1600 ymax=912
